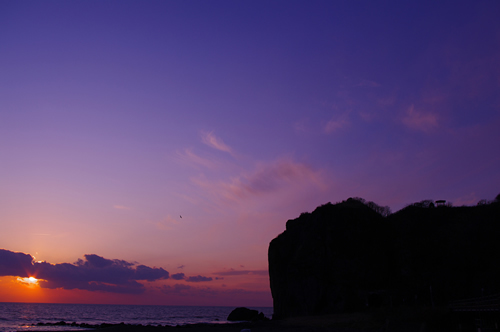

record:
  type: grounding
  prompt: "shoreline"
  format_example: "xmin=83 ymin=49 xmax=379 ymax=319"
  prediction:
xmin=23 ymin=307 xmax=456 ymax=332
xmin=18 ymin=312 xmax=391 ymax=332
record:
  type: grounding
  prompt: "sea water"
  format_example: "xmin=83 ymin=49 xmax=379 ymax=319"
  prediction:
xmin=0 ymin=303 xmax=273 ymax=332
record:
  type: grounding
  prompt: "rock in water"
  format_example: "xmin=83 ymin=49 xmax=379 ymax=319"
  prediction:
xmin=227 ymin=307 xmax=264 ymax=321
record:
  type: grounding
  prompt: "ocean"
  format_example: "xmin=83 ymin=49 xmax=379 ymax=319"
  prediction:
xmin=0 ymin=303 xmax=273 ymax=332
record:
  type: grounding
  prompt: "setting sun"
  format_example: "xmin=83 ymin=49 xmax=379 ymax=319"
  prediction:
xmin=18 ymin=277 xmax=39 ymax=286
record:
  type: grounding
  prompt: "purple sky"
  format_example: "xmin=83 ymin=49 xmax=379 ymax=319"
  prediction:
xmin=1 ymin=1 xmax=499 ymax=305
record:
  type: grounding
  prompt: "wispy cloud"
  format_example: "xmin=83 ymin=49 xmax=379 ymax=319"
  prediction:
xmin=185 ymin=275 xmax=213 ymax=282
xmin=294 ymin=119 xmax=310 ymax=133
xmin=358 ymin=111 xmax=373 ymax=122
xmin=324 ymin=114 xmax=349 ymax=134
xmin=201 ymin=131 xmax=233 ymax=154
xmin=176 ymin=148 xmax=218 ymax=169
xmin=169 ymin=273 xmax=214 ymax=282
xmin=377 ymin=96 xmax=396 ymax=107
xmin=160 ymin=283 xmax=194 ymax=295
xmin=402 ymin=105 xmax=438 ymax=132
xmin=113 ymin=205 xmax=131 ymax=210
xmin=192 ymin=158 xmax=324 ymax=203
xmin=213 ymin=269 xmax=268 ymax=276
xmin=159 ymin=284 xmax=270 ymax=299
xmin=453 ymin=192 xmax=480 ymax=207
xmin=154 ymin=215 xmax=180 ymax=231
xmin=356 ymin=79 xmax=381 ymax=87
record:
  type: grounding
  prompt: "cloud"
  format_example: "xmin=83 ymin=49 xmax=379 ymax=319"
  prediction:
xmin=402 ymin=105 xmax=438 ymax=132
xmin=231 ymin=160 xmax=322 ymax=198
xmin=177 ymin=148 xmax=218 ymax=169
xmin=160 ymin=283 xmax=194 ymax=295
xmin=0 ymin=249 xmax=34 ymax=278
xmin=191 ymin=158 xmax=325 ymax=208
xmin=357 ymin=79 xmax=381 ymax=87
xmin=324 ymin=115 xmax=349 ymax=133
xmin=377 ymin=96 xmax=396 ymax=107
xmin=154 ymin=215 xmax=180 ymax=231
xmin=134 ymin=264 xmax=170 ymax=282
xmin=113 ymin=205 xmax=131 ymax=210
xmin=170 ymin=273 xmax=215 ymax=282
xmin=177 ymin=265 xmax=185 ymax=269
xmin=159 ymin=284 xmax=269 ymax=299
xmin=294 ymin=119 xmax=310 ymax=133
xmin=200 ymin=131 xmax=232 ymax=154
xmin=453 ymin=192 xmax=480 ymax=207
xmin=185 ymin=275 xmax=213 ymax=282
xmin=0 ymin=249 xmax=169 ymax=294
xmin=171 ymin=273 xmax=185 ymax=280
xmin=213 ymin=269 xmax=268 ymax=276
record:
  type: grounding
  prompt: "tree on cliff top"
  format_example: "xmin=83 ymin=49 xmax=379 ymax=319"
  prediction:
xmin=350 ymin=197 xmax=391 ymax=217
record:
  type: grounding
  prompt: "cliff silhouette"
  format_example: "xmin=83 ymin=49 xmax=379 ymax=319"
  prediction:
xmin=268 ymin=194 xmax=500 ymax=319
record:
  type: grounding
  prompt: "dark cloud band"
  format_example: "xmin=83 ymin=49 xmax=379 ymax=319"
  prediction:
xmin=0 ymin=249 xmax=169 ymax=294
xmin=213 ymin=269 xmax=268 ymax=276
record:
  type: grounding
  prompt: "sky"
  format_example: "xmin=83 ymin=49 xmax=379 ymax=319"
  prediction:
xmin=0 ymin=0 xmax=499 ymax=307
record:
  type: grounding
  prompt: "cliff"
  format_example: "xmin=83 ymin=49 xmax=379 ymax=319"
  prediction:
xmin=268 ymin=196 xmax=500 ymax=319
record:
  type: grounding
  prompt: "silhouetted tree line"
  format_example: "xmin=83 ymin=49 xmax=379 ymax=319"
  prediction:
xmin=351 ymin=197 xmax=392 ymax=217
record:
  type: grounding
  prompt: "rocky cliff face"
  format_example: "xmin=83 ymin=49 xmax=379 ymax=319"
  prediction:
xmin=268 ymin=198 xmax=394 ymax=319
xmin=268 ymin=196 xmax=500 ymax=319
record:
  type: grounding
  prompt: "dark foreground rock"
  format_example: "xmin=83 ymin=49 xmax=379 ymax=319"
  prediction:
xmin=227 ymin=307 xmax=267 ymax=321
xmin=268 ymin=196 xmax=500 ymax=319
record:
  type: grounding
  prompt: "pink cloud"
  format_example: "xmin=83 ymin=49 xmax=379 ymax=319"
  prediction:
xmin=185 ymin=275 xmax=213 ymax=282
xmin=225 ymin=159 xmax=323 ymax=199
xmin=154 ymin=215 xmax=180 ymax=231
xmin=422 ymin=92 xmax=448 ymax=105
xmin=356 ymin=79 xmax=381 ymax=87
xmin=113 ymin=205 xmax=131 ymax=210
xmin=294 ymin=119 xmax=310 ymax=133
xmin=444 ymin=46 xmax=500 ymax=100
xmin=377 ymin=96 xmax=396 ymax=107
xmin=213 ymin=269 xmax=268 ymax=276
xmin=200 ymin=131 xmax=233 ymax=154
xmin=176 ymin=148 xmax=218 ymax=169
xmin=324 ymin=116 xmax=349 ymax=133
xmin=190 ymin=158 xmax=326 ymax=210
xmin=158 ymin=284 xmax=272 ymax=306
xmin=359 ymin=111 xmax=373 ymax=122
xmin=452 ymin=192 xmax=481 ymax=207
xmin=402 ymin=105 xmax=438 ymax=132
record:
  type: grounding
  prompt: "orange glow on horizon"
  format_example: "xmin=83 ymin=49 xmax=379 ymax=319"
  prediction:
xmin=0 ymin=275 xmax=272 ymax=306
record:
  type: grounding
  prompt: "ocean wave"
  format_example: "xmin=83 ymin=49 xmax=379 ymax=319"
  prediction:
xmin=0 ymin=303 xmax=272 ymax=330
